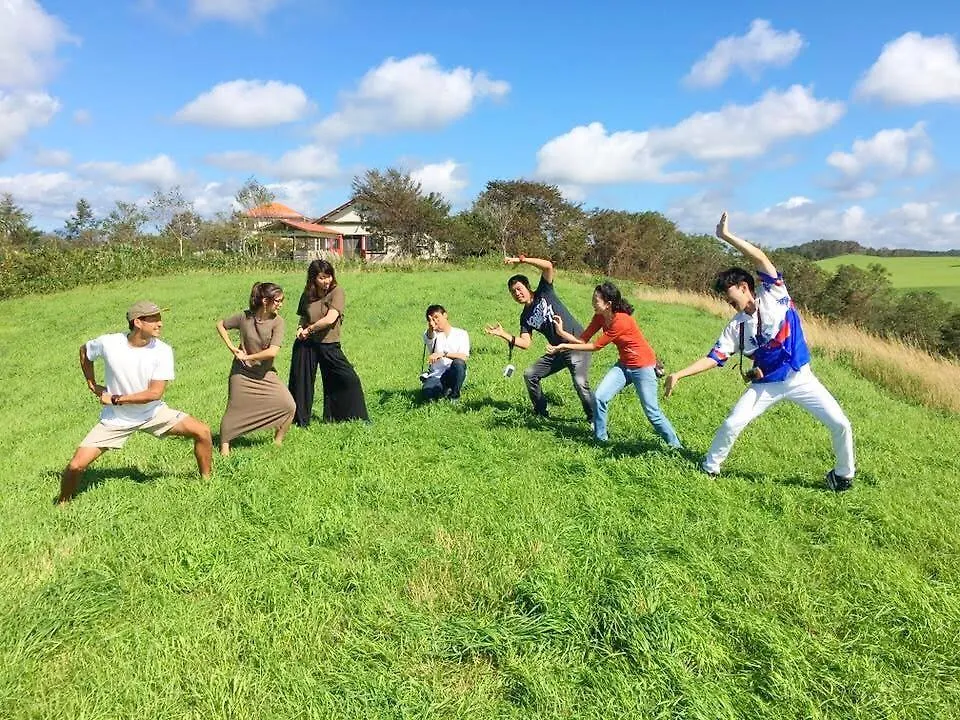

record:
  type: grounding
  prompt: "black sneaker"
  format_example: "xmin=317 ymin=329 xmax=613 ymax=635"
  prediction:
xmin=825 ymin=470 xmax=854 ymax=492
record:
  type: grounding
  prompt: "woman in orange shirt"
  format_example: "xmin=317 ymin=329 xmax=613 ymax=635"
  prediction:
xmin=549 ymin=281 xmax=682 ymax=447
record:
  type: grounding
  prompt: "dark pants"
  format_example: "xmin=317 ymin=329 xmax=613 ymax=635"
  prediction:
xmin=523 ymin=350 xmax=594 ymax=420
xmin=288 ymin=339 xmax=368 ymax=426
xmin=421 ymin=359 xmax=467 ymax=401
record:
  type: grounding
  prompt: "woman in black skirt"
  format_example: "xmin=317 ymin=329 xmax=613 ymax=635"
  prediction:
xmin=288 ymin=259 xmax=369 ymax=426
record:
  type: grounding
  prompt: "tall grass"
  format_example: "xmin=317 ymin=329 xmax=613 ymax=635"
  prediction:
xmin=2 ymin=269 xmax=959 ymax=719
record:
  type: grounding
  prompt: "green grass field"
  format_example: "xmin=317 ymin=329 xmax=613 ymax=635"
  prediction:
xmin=2 ymin=268 xmax=960 ymax=719
xmin=817 ymin=254 xmax=960 ymax=306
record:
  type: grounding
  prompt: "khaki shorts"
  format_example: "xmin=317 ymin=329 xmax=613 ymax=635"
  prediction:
xmin=80 ymin=406 xmax=187 ymax=449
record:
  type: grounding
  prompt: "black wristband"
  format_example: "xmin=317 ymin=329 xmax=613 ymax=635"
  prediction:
xmin=111 ymin=394 xmax=121 ymax=406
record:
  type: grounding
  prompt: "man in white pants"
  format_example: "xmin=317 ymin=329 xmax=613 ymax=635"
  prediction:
xmin=664 ymin=212 xmax=855 ymax=491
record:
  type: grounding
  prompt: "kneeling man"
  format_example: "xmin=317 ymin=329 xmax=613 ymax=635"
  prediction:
xmin=421 ymin=304 xmax=470 ymax=401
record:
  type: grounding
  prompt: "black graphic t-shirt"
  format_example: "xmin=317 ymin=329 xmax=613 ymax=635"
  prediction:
xmin=519 ymin=277 xmax=583 ymax=345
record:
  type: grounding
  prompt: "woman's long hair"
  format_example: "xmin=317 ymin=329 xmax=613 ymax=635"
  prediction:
xmin=595 ymin=281 xmax=634 ymax=315
xmin=305 ymin=259 xmax=337 ymax=303
xmin=248 ymin=281 xmax=283 ymax=313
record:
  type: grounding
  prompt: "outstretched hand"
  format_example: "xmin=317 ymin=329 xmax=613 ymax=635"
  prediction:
xmin=545 ymin=344 xmax=560 ymax=355
xmin=664 ymin=373 xmax=680 ymax=398
xmin=715 ymin=210 xmax=729 ymax=240
xmin=483 ymin=322 xmax=504 ymax=337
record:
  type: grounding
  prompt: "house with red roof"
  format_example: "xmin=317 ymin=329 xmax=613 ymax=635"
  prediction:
xmin=243 ymin=203 xmax=345 ymax=259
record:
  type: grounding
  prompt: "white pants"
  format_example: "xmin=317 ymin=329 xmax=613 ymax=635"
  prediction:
xmin=703 ymin=365 xmax=855 ymax=477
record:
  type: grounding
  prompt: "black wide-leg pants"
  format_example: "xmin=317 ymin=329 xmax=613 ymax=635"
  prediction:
xmin=288 ymin=339 xmax=369 ymax=427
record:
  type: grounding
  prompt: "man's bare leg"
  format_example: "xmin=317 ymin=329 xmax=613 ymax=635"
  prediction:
xmin=58 ymin=446 xmax=105 ymax=504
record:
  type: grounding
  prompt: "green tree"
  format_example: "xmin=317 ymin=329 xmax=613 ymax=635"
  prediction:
xmin=149 ymin=186 xmax=195 ymax=257
xmin=0 ymin=194 xmax=42 ymax=246
xmin=473 ymin=180 xmax=584 ymax=263
xmin=61 ymin=198 xmax=100 ymax=244
xmin=939 ymin=311 xmax=960 ymax=358
xmin=102 ymin=201 xmax=149 ymax=245
xmin=351 ymin=168 xmax=450 ymax=256
xmin=233 ymin=177 xmax=276 ymax=254
xmin=817 ymin=263 xmax=896 ymax=330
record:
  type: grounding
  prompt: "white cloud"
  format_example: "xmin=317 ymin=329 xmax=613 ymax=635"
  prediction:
xmin=0 ymin=0 xmax=75 ymax=88
xmin=410 ymin=160 xmax=468 ymax=200
xmin=33 ymin=147 xmax=72 ymax=167
xmin=174 ymin=80 xmax=312 ymax=128
xmin=205 ymin=144 xmax=339 ymax=180
xmin=315 ymin=54 xmax=509 ymax=140
xmin=0 ymin=171 xmax=92 ymax=223
xmin=557 ymin=184 xmax=587 ymax=203
xmin=536 ymin=123 xmax=686 ymax=184
xmin=72 ymin=108 xmax=91 ymax=125
xmin=668 ymin=193 xmax=960 ymax=249
xmin=78 ymin=155 xmax=182 ymax=188
xmin=190 ymin=0 xmax=283 ymax=24
xmin=777 ymin=196 xmax=812 ymax=209
xmin=685 ymin=19 xmax=804 ymax=88
xmin=856 ymin=32 xmax=960 ymax=104
xmin=536 ymin=85 xmax=844 ymax=185
xmin=190 ymin=181 xmax=238 ymax=217
xmin=657 ymin=86 xmax=844 ymax=161
xmin=828 ymin=123 xmax=933 ymax=179
xmin=264 ymin=180 xmax=322 ymax=217
xmin=0 ymin=91 xmax=60 ymax=159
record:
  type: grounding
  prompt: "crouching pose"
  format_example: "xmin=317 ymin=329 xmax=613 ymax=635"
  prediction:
xmin=483 ymin=255 xmax=594 ymax=423
xmin=548 ymin=281 xmax=682 ymax=448
xmin=421 ymin=304 xmax=470 ymax=401
xmin=58 ymin=300 xmax=212 ymax=504
xmin=664 ymin=212 xmax=855 ymax=491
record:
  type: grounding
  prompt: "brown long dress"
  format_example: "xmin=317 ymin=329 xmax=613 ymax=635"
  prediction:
xmin=219 ymin=311 xmax=296 ymax=444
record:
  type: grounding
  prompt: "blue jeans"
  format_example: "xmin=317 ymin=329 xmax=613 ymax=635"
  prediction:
xmin=594 ymin=363 xmax=681 ymax=447
xmin=421 ymin=359 xmax=467 ymax=401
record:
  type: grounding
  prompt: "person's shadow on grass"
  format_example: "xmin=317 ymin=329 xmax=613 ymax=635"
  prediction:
xmin=376 ymin=387 xmax=423 ymax=408
xmin=44 ymin=466 xmax=166 ymax=503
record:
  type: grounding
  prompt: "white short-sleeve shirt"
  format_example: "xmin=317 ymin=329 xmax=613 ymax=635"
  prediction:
xmin=423 ymin=327 xmax=470 ymax=378
xmin=86 ymin=333 xmax=175 ymax=427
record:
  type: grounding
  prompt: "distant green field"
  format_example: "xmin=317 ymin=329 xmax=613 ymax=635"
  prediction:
xmin=817 ymin=255 xmax=960 ymax=306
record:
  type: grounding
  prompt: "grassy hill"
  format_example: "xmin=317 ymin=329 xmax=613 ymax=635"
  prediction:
xmin=817 ymin=254 xmax=960 ymax=305
xmin=2 ymin=268 xmax=959 ymax=719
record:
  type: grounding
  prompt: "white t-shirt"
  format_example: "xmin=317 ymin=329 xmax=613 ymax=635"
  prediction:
xmin=86 ymin=333 xmax=176 ymax=427
xmin=423 ymin=327 xmax=470 ymax=378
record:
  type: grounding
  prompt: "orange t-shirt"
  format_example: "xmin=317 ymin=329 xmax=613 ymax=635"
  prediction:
xmin=581 ymin=312 xmax=656 ymax=368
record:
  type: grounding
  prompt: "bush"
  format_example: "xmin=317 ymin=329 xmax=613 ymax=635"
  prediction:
xmin=0 ymin=242 xmax=302 ymax=300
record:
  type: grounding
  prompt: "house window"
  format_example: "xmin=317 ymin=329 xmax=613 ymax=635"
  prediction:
xmin=367 ymin=234 xmax=387 ymax=254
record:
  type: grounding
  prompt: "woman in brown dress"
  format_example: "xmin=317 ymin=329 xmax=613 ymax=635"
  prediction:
xmin=216 ymin=282 xmax=297 ymax=455
xmin=287 ymin=259 xmax=368 ymax=426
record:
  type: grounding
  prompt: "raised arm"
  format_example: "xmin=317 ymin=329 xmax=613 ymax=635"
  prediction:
xmin=716 ymin=211 xmax=777 ymax=277
xmin=505 ymin=255 xmax=555 ymax=284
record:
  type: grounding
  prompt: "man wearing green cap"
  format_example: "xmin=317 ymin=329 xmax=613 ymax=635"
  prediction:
xmin=57 ymin=300 xmax=213 ymax=504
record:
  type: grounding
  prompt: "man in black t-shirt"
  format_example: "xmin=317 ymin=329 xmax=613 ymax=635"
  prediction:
xmin=484 ymin=255 xmax=594 ymax=422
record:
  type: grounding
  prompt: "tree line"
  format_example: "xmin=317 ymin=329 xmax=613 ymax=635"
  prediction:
xmin=2 ymin=169 xmax=959 ymax=358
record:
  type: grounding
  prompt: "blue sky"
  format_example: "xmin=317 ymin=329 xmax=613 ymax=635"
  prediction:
xmin=2 ymin=0 xmax=960 ymax=248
